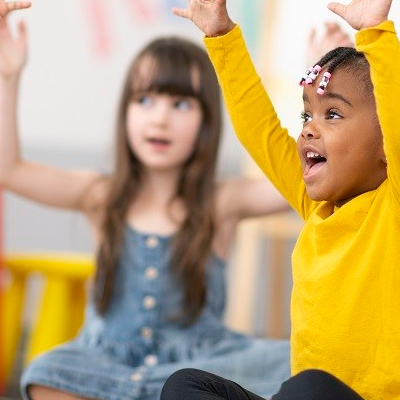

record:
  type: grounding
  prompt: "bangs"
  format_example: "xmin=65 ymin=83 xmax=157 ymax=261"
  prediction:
xmin=131 ymin=53 xmax=199 ymax=98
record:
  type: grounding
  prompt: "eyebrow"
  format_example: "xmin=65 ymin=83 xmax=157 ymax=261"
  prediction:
xmin=303 ymin=92 xmax=353 ymax=107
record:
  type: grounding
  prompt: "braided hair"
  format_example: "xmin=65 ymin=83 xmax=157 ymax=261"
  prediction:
xmin=300 ymin=47 xmax=373 ymax=96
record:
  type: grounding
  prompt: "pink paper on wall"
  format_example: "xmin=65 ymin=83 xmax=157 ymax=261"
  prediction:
xmin=123 ymin=0 xmax=156 ymax=22
xmin=85 ymin=0 xmax=113 ymax=57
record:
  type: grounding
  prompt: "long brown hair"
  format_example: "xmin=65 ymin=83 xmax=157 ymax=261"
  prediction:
xmin=94 ymin=37 xmax=222 ymax=324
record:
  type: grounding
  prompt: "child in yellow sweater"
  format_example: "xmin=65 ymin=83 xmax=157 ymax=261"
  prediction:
xmin=160 ymin=0 xmax=400 ymax=399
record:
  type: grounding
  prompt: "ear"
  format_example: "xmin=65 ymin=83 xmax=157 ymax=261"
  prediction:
xmin=382 ymin=154 xmax=387 ymax=166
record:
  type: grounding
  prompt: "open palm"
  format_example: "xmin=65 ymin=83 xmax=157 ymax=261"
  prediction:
xmin=172 ymin=0 xmax=234 ymax=37
xmin=0 ymin=18 xmax=27 ymax=78
xmin=328 ymin=0 xmax=392 ymax=30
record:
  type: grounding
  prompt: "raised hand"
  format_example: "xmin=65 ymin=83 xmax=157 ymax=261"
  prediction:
xmin=0 ymin=17 xmax=28 ymax=79
xmin=328 ymin=0 xmax=392 ymax=30
xmin=172 ymin=0 xmax=235 ymax=37
xmin=0 ymin=1 xmax=31 ymax=20
xmin=307 ymin=22 xmax=353 ymax=65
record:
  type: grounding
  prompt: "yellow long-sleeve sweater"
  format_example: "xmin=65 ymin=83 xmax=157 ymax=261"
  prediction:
xmin=205 ymin=21 xmax=400 ymax=400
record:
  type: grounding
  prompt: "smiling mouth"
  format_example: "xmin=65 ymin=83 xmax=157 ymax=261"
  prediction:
xmin=304 ymin=151 xmax=327 ymax=177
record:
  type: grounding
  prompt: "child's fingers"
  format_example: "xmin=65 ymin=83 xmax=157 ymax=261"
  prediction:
xmin=0 ymin=1 xmax=31 ymax=19
xmin=7 ymin=1 xmax=31 ymax=11
xmin=18 ymin=19 xmax=26 ymax=40
xmin=327 ymin=2 xmax=346 ymax=19
xmin=172 ymin=7 xmax=188 ymax=19
xmin=0 ymin=14 xmax=9 ymax=34
xmin=325 ymin=22 xmax=342 ymax=35
xmin=216 ymin=0 xmax=227 ymax=7
xmin=324 ymin=21 xmax=337 ymax=30
xmin=0 ymin=2 xmax=6 ymax=17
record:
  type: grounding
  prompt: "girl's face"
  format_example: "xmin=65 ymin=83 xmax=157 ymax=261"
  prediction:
xmin=126 ymin=91 xmax=203 ymax=172
xmin=296 ymin=68 xmax=387 ymax=206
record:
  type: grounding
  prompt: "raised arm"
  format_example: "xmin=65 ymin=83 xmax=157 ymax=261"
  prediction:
xmin=173 ymin=0 xmax=310 ymax=218
xmin=213 ymin=176 xmax=292 ymax=259
xmin=328 ymin=0 xmax=400 ymax=201
xmin=219 ymin=177 xmax=290 ymax=221
xmin=0 ymin=18 xmax=105 ymax=215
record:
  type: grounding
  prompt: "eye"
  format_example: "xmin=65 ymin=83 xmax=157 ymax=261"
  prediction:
xmin=326 ymin=109 xmax=342 ymax=119
xmin=138 ymin=95 xmax=152 ymax=106
xmin=173 ymin=98 xmax=192 ymax=110
xmin=300 ymin=111 xmax=312 ymax=124
xmin=132 ymin=93 xmax=152 ymax=106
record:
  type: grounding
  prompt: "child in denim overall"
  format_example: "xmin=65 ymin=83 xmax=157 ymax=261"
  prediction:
xmin=0 ymin=2 xmax=292 ymax=399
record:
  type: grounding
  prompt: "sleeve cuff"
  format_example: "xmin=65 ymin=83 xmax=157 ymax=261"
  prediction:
xmin=356 ymin=20 xmax=396 ymax=48
xmin=203 ymin=24 xmax=242 ymax=50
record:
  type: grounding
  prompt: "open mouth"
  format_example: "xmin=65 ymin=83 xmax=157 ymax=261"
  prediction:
xmin=147 ymin=137 xmax=171 ymax=147
xmin=305 ymin=151 xmax=327 ymax=175
xmin=147 ymin=138 xmax=171 ymax=146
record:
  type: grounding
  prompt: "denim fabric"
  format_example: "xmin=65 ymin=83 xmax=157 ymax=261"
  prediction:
xmin=21 ymin=226 xmax=290 ymax=400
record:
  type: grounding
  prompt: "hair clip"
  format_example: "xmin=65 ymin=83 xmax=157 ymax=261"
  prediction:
xmin=317 ymin=72 xmax=332 ymax=95
xmin=305 ymin=65 xmax=322 ymax=85
xmin=299 ymin=67 xmax=313 ymax=86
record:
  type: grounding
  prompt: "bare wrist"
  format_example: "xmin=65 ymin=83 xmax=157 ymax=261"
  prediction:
xmin=0 ymin=74 xmax=20 ymax=90
xmin=209 ymin=21 xmax=236 ymax=37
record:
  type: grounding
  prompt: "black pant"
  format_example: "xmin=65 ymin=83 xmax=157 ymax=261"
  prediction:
xmin=160 ymin=368 xmax=365 ymax=400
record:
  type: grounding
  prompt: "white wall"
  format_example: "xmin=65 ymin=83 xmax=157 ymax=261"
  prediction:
xmin=8 ymin=0 xmax=400 ymax=176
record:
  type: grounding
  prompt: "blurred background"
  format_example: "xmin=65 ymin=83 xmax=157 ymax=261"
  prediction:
xmin=1 ymin=2 xmax=399 ymax=394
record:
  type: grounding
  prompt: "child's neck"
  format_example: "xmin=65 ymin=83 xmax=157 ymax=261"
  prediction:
xmin=126 ymin=170 xmax=185 ymax=235
xmin=141 ymin=171 xmax=179 ymax=203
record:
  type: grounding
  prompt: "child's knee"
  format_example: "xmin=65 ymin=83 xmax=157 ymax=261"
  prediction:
xmin=292 ymin=369 xmax=343 ymax=388
xmin=277 ymin=369 xmax=363 ymax=400
xmin=161 ymin=368 xmax=204 ymax=400
xmin=28 ymin=384 xmax=51 ymax=400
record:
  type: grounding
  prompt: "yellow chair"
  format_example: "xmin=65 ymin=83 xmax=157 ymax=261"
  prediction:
xmin=0 ymin=252 xmax=94 ymax=385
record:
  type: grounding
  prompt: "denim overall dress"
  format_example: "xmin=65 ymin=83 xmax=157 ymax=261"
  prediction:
xmin=21 ymin=226 xmax=290 ymax=400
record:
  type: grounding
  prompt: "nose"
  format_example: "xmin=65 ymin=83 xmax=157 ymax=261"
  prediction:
xmin=151 ymin=101 xmax=169 ymax=125
xmin=301 ymin=123 xmax=320 ymax=140
xmin=302 ymin=130 xmax=315 ymax=140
